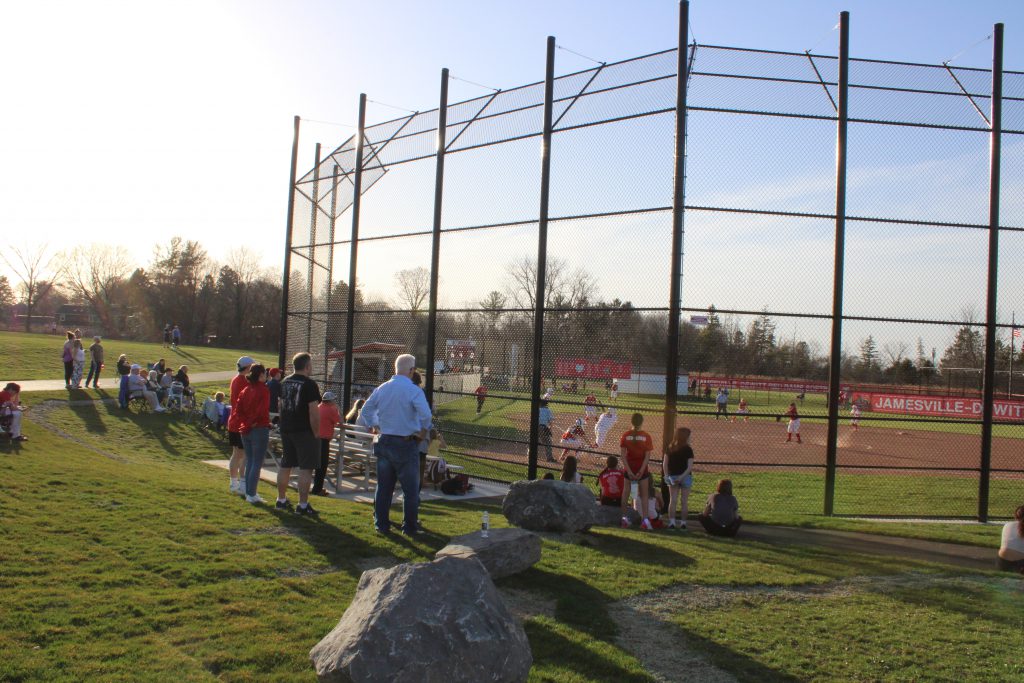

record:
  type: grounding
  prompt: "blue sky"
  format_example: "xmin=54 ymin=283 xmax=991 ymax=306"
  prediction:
xmin=1 ymin=0 xmax=1022 ymax=356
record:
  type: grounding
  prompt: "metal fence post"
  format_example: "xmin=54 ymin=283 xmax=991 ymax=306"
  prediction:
xmin=342 ymin=94 xmax=367 ymax=417
xmin=527 ymin=36 xmax=556 ymax=481
xmin=306 ymin=143 xmax=322 ymax=355
xmin=979 ymin=22 xmax=1003 ymax=523
xmin=323 ymin=164 xmax=341 ymax=386
xmin=279 ymin=115 xmax=301 ymax=371
xmin=824 ymin=10 xmax=850 ymax=516
xmin=664 ymin=0 xmax=689 ymax=450
xmin=425 ymin=68 xmax=449 ymax=407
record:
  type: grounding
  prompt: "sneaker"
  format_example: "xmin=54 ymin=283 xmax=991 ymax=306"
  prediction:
xmin=620 ymin=516 xmax=630 ymax=528
xmin=245 ymin=494 xmax=265 ymax=504
xmin=13 ymin=435 xmax=28 ymax=442
xmin=229 ymin=480 xmax=240 ymax=494
xmin=154 ymin=406 xmax=166 ymax=413
xmin=666 ymin=519 xmax=676 ymax=529
xmin=652 ymin=518 xmax=665 ymax=529
xmin=294 ymin=503 xmax=319 ymax=517
xmin=678 ymin=522 xmax=688 ymax=530
xmin=641 ymin=518 xmax=653 ymax=531
xmin=275 ymin=499 xmax=293 ymax=511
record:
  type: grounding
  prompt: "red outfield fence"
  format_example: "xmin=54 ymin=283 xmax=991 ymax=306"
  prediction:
xmin=855 ymin=392 xmax=1024 ymax=421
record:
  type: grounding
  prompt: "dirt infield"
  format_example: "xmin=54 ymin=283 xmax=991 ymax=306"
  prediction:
xmin=450 ymin=410 xmax=1023 ymax=479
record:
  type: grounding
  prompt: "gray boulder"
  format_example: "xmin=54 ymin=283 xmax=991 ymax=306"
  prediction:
xmin=435 ymin=528 xmax=541 ymax=579
xmin=502 ymin=479 xmax=596 ymax=532
xmin=592 ymin=504 xmax=641 ymax=527
xmin=309 ymin=555 xmax=532 ymax=683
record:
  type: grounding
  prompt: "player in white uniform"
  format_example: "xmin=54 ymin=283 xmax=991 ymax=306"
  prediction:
xmin=593 ymin=407 xmax=618 ymax=448
xmin=850 ymin=403 xmax=861 ymax=429
xmin=609 ymin=381 xmax=619 ymax=401
xmin=542 ymin=387 xmax=554 ymax=401
xmin=560 ymin=418 xmax=590 ymax=461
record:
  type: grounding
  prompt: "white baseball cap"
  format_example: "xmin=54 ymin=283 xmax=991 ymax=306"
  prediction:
xmin=237 ymin=356 xmax=255 ymax=370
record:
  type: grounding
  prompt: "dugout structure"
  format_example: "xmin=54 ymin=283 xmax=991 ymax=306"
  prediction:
xmin=282 ymin=5 xmax=1024 ymax=521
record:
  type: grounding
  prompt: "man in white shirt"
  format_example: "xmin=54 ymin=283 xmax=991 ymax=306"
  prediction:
xmin=360 ymin=354 xmax=433 ymax=535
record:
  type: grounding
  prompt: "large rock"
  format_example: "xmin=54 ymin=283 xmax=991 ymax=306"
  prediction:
xmin=592 ymin=504 xmax=641 ymax=527
xmin=502 ymin=479 xmax=596 ymax=532
xmin=309 ymin=555 xmax=532 ymax=683
xmin=435 ymin=528 xmax=541 ymax=579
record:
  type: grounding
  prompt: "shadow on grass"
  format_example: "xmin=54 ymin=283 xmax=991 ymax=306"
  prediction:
xmin=672 ymin=624 xmax=803 ymax=683
xmin=525 ymin=618 xmax=651 ymax=683
xmin=69 ymin=398 xmax=107 ymax=434
xmin=582 ymin=529 xmax=698 ymax=570
xmin=504 ymin=566 xmax=617 ymax=640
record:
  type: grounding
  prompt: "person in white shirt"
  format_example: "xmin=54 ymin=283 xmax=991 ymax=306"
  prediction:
xmin=127 ymin=364 xmax=165 ymax=412
xmin=594 ymin=407 xmax=618 ymax=448
xmin=997 ymin=505 xmax=1024 ymax=574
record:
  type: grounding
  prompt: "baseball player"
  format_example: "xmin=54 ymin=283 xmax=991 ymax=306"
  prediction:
xmin=560 ymin=418 xmax=591 ymax=461
xmin=594 ymin=407 xmax=618 ymax=448
xmin=609 ymin=381 xmax=619 ymax=401
xmin=583 ymin=392 xmax=599 ymax=422
xmin=850 ymin=402 xmax=861 ymax=429
xmin=785 ymin=402 xmax=801 ymax=443
xmin=736 ymin=397 xmax=750 ymax=423
xmin=542 ymin=386 xmax=554 ymax=401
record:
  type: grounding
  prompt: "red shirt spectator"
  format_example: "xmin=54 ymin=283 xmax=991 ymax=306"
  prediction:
xmin=599 ymin=467 xmax=625 ymax=499
xmin=620 ymin=428 xmax=653 ymax=476
xmin=317 ymin=400 xmax=342 ymax=440
xmin=226 ymin=372 xmax=249 ymax=433
xmin=234 ymin=382 xmax=270 ymax=433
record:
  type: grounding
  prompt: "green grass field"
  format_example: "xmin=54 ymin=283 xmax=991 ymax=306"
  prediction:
xmin=0 ymin=331 xmax=271 ymax=381
xmin=2 ymin=397 xmax=1021 ymax=681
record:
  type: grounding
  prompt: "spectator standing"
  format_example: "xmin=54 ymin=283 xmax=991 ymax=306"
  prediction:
xmin=85 ymin=336 xmax=104 ymax=389
xmin=61 ymin=331 xmax=75 ymax=388
xmin=70 ymin=339 xmax=86 ymax=389
xmin=275 ymin=353 xmax=322 ymax=515
xmin=620 ymin=412 xmax=655 ymax=530
xmin=360 ymin=354 xmax=432 ymax=535
xmin=171 ymin=325 xmax=182 ymax=349
xmin=698 ymin=479 xmax=742 ymax=537
xmin=235 ymin=364 xmax=271 ymax=504
xmin=663 ymin=427 xmax=695 ymax=530
xmin=538 ymin=399 xmax=555 ymax=462
xmin=311 ymin=392 xmax=342 ymax=496
xmin=267 ymin=368 xmax=283 ymax=415
xmin=997 ymin=505 xmax=1024 ymax=574
xmin=116 ymin=354 xmax=131 ymax=408
xmin=162 ymin=324 xmax=172 ymax=349
xmin=0 ymin=383 xmax=29 ymax=441
xmin=226 ymin=356 xmax=256 ymax=495
xmin=474 ymin=384 xmax=487 ymax=414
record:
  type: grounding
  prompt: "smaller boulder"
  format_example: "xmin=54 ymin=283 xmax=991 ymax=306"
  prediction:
xmin=435 ymin=528 xmax=541 ymax=579
xmin=502 ymin=479 xmax=596 ymax=532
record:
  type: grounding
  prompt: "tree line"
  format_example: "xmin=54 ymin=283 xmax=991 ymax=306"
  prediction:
xmin=1 ymin=239 xmax=281 ymax=350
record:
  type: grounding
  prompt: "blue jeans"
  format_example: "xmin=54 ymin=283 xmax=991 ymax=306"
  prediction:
xmin=118 ymin=374 xmax=130 ymax=408
xmin=85 ymin=361 xmax=101 ymax=387
xmin=373 ymin=435 xmax=420 ymax=532
xmin=241 ymin=427 xmax=270 ymax=497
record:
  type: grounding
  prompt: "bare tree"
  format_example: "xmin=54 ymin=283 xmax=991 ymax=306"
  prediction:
xmin=503 ymin=256 xmax=596 ymax=310
xmin=60 ymin=244 xmax=134 ymax=333
xmin=882 ymin=341 xmax=909 ymax=367
xmin=2 ymin=243 xmax=61 ymax=332
xmin=394 ymin=267 xmax=431 ymax=312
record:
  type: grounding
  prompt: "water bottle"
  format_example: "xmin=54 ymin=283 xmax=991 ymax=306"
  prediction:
xmin=481 ymin=511 xmax=490 ymax=538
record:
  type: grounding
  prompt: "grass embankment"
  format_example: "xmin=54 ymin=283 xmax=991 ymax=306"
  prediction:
xmin=3 ymin=399 xmax=1023 ymax=681
xmin=0 ymin=330 xmax=270 ymax=381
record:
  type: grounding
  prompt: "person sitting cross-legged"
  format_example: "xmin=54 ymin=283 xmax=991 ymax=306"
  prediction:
xmin=698 ymin=479 xmax=742 ymax=538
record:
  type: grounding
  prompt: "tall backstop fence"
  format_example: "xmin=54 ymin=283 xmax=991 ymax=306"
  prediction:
xmin=282 ymin=6 xmax=1024 ymax=521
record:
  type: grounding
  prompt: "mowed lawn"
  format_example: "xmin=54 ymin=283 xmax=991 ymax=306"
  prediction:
xmin=1 ymin=397 xmax=1022 ymax=682
xmin=0 ymin=331 xmax=271 ymax=381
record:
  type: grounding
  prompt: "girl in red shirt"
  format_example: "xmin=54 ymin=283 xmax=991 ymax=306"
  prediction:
xmin=235 ymin=364 xmax=270 ymax=502
xmin=312 ymin=392 xmax=342 ymax=496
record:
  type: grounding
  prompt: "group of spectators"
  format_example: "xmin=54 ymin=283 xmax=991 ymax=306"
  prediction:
xmin=552 ymin=414 xmax=741 ymax=536
xmin=115 ymin=355 xmax=193 ymax=413
xmin=61 ymin=329 xmax=104 ymax=389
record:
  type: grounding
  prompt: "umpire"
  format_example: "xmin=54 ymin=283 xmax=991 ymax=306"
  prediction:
xmin=360 ymin=353 xmax=433 ymax=535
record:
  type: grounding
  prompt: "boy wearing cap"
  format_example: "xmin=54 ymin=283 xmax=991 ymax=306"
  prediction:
xmin=311 ymin=392 xmax=342 ymax=496
xmin=227 ymin=356 xmax=256 ymax=494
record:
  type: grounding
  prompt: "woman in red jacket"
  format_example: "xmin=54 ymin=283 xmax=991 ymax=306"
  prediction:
xmin=236 ymin=363 xmax=271 ymax=503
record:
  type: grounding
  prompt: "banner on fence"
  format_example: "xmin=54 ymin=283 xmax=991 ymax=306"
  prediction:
xmin=555 ymin=358 xmax=632 ymax=379
xmin=854 ymin=392 xmax=1024 ymax=421
xmin=696 ymin=376 xmax=847 ymax=394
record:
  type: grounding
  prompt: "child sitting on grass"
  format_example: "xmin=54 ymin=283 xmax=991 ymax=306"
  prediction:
xmin=203 ymin=392 xmax=227 ymax=431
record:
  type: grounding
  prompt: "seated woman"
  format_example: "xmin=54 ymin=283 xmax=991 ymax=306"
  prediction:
xmin=0 ymin=382 xmax=29 ymax=442
xmin=998 ymin=505 xmax=1024 ymax=574
xmin=174 ymin=365 xmax=194 ymax=403
xmin=698 ymin=479 xmax=742 ymax=537
xmin=560 ymin=454 xmax=583 ymax=484
xmin=127 ymin=365 xmax=165 ymax=413
xmin=147 ymin=370 xmax=166 ymax=403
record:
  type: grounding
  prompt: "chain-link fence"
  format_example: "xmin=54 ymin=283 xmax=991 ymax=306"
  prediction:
xmin=283 ymin=11 xmax=1024 ymax=521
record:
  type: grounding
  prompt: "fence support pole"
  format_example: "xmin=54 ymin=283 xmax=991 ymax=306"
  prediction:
xmin=527 ymin=36 xmax=556 ymax=481
xmin=279 ymin=115 xmax=301 ymax=370
xmin=342 ymin=94 xmax=367 ymax=418
xmin=664 ymin=0 xmax=689 ymax=451
xmin=425 ymin=68 xmax=449 ymax=407
xmin=306 ymin=143 xmax=322 ymax=355
xmin=979 ymin=23 xmax=1003 ymax=523
xmin=824 ymin=10 xmax=849 ymax=516
xmin=323 ymin=165 xmax=341 ymax=386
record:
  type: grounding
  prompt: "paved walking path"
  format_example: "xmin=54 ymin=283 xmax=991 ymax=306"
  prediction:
xmin=13 ymin=370 xmax=236 ymax=392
